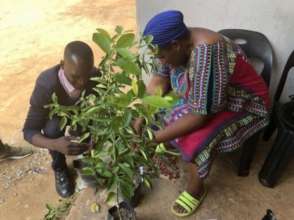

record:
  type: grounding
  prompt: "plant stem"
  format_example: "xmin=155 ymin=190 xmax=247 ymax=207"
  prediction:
xmin=117 ymin=184 xmax=122 ymax=220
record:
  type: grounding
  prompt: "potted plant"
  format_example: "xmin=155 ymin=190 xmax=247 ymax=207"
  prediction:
xmin=47 ymin=26 xmax=177 ymax=220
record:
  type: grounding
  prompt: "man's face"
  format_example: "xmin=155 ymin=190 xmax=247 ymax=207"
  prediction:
xmin=62 ymin=55 xmax=93 ymax=90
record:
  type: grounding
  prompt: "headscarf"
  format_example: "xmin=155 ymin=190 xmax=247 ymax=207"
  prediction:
xmin=143 ymin=10 xmax=188 ymax=47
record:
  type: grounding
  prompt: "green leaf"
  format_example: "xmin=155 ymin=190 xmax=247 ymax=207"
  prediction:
xmin=96 ymin=84 xmax=107 ymax=89
xmin=119 ymin=163 xmax=133 ymax=179
xmin=111 ymin=117 xmax=122 ymax=131
xmin=116 ymin=48 xmax=136 ymax=60
xmin=93 ymin=32 xmax=111 ymax=53
xmin=125 ymin=128 xmax=134 ymax=135
xmin=107 ymin=176 xmax=117 ymax=191
xmin=140 ymin=149 xmax=148 ymax=161
xmin=112 ymin=144 xmax=118 ymax=161
xmin=144 ymin=35 xmax=153 ymax=45
xmin=58 ymin=112 xmax=69 ymax=118
xmin=59 ymin=117 xmax=67 ymax=130
xmin=96 ymin=28 xmax=111 ymax=41
xmin=113 ymin=167 xmax=120 ymax=173
xmin=85 ymin=106 xmax=100 ymax=114
xmin=48 ymin=110 xmax=54 ymax=120
xmin=116 ymin=58 xmax=140 ymax=74
xmin=123 ymin=110 xmax=132 ymax=127
xmin=155 ymin=143 xmax=165 ymax=154
xmin=155 ymin=143 xmax=180 ymax=156
xmin=90 ymin=202 xmax=100 ymax=213
xmin=119 ymin=178 xmax=134 ymax=199
xmin=115 ymin=26 xmax=123 ymax=34
xmin=52 ymin=93 xmax=58 ymax=103
xmin=111 ymin=93 xmax=132 ymax=108
xmin=146 ymin=128 xmax=153 ymax=140
xmin=91 ymin=77 xmax=103 ymax=82
xmin=114 ymin=72 xmax=132 ymax=85
xmin=143 ymin=177 xmax=152 ymax=189
xmin=142 ymin=95 xmax=173 ymax=108
xmin=131 ymin=79 xmax=138 ymax=96
xmin=105 ymin=192 xmax=116 ymax=204
xmin=46 ymin=204 xmax=52 ymax=210
xmin=154 ymin=87 xmax=163 ymax=96
xmin=125 ymin=155 xmax=134 ymax=167
xmin=79 ymin=132 xmax=90 ymax=143
xmin=82 ymin=167 xmax=95 ymax=176
xmin=102 ymin=170 xmax=113 ymax=178
xmin=119 ymin=148 xmax=130 ymax=156
xmin=137 ymin=80 xmax=146 ymax=98
xmin=116 ymin=33 xmax=135 ymax=48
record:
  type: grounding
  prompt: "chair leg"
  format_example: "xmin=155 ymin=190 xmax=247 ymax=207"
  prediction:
xmin=263 ymin=118 xmax=276 ymax=141
xmin=259 ymin=128 xmax=294 ymax=187
xmin=238 ymin=132 xmax=260 ymax=176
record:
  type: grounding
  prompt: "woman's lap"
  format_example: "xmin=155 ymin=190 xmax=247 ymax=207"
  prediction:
xmin=164 ymin=107 xmax=267 ymax=178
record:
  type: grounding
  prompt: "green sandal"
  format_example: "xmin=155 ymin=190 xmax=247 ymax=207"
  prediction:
xmin=171 ymin=189 xmax=207 ymax=217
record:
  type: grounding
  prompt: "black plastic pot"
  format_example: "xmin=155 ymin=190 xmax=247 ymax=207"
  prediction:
xmin=128 ymin=167 xmax=149 ymax=208
xmin=129 ymin=183 xmax=145 ymax=208
xmin=107 ymin=201 xmax=136 ymax=220
xmin=262 ymin=209 xmax=277 ymax=220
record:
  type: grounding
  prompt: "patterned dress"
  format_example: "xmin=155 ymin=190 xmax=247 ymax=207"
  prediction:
xmin=154 ymin=37 xmax=270 ymax=178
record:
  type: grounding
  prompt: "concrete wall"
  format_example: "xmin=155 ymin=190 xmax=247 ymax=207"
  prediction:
xmin=136 ymin=0 xmax=294 ymax=101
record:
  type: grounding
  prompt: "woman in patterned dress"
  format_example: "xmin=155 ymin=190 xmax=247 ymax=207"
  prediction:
xmin=135 ymin=10 xmax=269 ymax=217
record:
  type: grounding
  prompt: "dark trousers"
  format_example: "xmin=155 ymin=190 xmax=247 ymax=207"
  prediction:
xmin=43 ymin=117 xmax=67 ymax=171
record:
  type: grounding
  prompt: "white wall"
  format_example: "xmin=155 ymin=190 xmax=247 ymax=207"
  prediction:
xmin=136 ymin=0 xmax=294 ymax=101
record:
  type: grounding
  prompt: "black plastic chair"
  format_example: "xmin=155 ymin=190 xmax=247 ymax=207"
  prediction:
xmin=259 ymin=50 xmax=294 ymax=187
xmin=219 ymin=29 xmax=273 ymax=176
xmin=219 ymin=29 xmax=273 ymax=85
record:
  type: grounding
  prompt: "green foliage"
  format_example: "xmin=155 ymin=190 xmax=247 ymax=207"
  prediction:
xmin=44 ymin=199 xmax=72 ymax=220
xmin=46 ymin=27 xmax=177 ymax=202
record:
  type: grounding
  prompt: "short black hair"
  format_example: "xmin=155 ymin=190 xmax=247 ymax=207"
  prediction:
xmin=64 ymin=41 xmax=94 ymax=66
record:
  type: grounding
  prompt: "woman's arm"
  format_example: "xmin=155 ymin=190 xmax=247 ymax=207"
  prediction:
xmin=154 ymin=113 xmax=209 ymax=143
xmin=146 ymin=75 xmax=171 ymax=96
xmin=132 ymin=74 xmax=171 ymax=134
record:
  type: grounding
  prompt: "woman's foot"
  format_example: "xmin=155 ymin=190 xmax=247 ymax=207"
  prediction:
xmin=172 ymin=180 xmax=205 ymax=214
xmin=172 ymin=162 xmax=206 ymax=215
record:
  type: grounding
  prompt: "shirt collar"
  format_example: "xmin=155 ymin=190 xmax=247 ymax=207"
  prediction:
xmin=58 ymin=68 xmax=81 ymax=98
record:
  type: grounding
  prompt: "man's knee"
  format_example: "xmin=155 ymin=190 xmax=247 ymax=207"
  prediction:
xmin=43 ymin=117 xmax=63 ymax=138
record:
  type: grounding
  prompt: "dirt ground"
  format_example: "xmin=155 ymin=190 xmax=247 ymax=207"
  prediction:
xmin=1 ymin=1 xmax=294 ymax=220
xmin=64 ymin=141 xmax=294 ymax=220
xmin=0 ymin=0 xmax=136 ymax=219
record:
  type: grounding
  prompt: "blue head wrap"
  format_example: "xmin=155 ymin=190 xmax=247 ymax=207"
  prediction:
xmin=143 ymin=10 xmax=188 ymax=48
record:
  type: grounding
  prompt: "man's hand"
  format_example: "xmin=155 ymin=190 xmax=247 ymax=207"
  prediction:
xmin=53 ymin=136 xmax=91 ymax=155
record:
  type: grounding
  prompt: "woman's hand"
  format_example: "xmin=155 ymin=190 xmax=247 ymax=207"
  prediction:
xmin=153 ymin=113 xmax=208 ymax=143
xmin=132 ymin=117 xmax=145 ymax=135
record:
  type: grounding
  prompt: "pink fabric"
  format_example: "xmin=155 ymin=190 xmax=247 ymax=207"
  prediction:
xmin=230 ymin=56 xmax=270 ymax=109
xmin=174 ymin=111 xmax=244 ymax=160
xmin=58 ymin=68 xmax=81 ymax=98
xmin=167 ymin=56 xmax=270 ymax=161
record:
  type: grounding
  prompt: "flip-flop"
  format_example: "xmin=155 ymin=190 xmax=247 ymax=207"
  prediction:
xmin=171 ymin=188 xmax=207 ymax=217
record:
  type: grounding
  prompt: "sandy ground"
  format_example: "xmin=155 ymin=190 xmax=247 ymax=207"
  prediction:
xmin=64 ymin=140 xmax=294 ymax=220
xmin=135 ymin=143 xmax=294 ymax=220
xmin=0 ymin=1 xmax=136 ymax=219
xmin=1 ymin=1 xmax=294 ymax=220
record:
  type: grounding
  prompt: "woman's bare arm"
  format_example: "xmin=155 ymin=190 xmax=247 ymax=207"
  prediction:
xmin=146 ymin=75 xmax=171 ymax=96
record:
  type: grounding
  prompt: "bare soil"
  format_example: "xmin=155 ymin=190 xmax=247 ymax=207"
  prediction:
xmin=0 ymin=1 xmax=136 ymax=219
